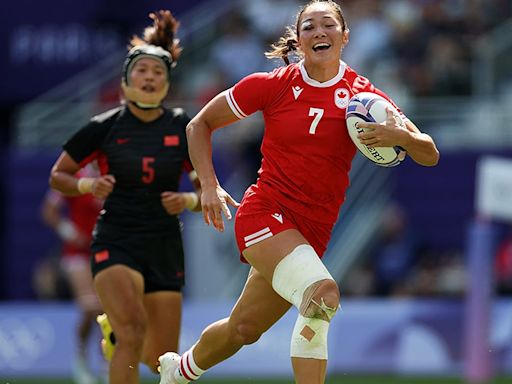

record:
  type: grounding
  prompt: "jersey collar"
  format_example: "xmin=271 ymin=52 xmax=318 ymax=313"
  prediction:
xmin=299 ymin=60 xmax=347 ymax=88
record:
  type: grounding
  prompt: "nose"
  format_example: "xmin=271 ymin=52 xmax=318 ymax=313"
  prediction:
xmin=314 ymin=27 xmax=327 ymax=38
xmin=144 ymin=72 xmax=155 ymax=81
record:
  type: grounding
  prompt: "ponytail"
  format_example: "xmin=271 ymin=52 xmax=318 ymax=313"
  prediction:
xmin=265 ymin=27 xmax=298 ymax=65
xmin=129 ymin=10 xmax=182 ymax=65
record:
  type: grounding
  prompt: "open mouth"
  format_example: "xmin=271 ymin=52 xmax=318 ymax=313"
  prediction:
xmin=142 ymin=85 xmax=155 ymax=92
xmin=312 ymin=43 xmax=331 ymax=52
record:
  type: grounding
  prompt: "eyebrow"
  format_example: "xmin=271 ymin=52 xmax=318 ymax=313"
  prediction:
xmin=302 ymin=16 xmax=335 ymax=23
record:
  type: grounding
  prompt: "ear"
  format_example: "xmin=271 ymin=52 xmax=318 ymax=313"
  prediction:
xmin=342 ymin=29 xmax=350 ymax=47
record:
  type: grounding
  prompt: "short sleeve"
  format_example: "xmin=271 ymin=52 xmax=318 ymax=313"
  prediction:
xmin=172 ymin=109 xmax=194 ymax=173
xmin=353 ymin=75 xmax=409 ymax=122
xmin=63 ymin=120 xmax=110 ymax=166
xmin=225 ymin=72 xmax=275 ymax=119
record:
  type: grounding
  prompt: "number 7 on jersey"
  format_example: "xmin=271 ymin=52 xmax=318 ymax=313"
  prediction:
xmin=308 ymin=107 xmax=324 ymax=134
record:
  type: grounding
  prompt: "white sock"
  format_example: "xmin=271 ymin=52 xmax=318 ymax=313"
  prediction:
xmin=175 ymin=349 xmax=205 ymax=383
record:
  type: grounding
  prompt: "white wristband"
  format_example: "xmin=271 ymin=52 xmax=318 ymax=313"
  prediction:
xmin=77 ymin=177 xmax=95 ymax=194
xmin=183 ymin=192 xmax=199 ymax=211
xmin=56 ymin=219 xmax=78 ymax=242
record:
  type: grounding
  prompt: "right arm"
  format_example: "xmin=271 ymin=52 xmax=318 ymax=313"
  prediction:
xmin=49 ymin=152 xmax=115 ymax=199
xmin=186 ymin=92 xmax=241 ymax=232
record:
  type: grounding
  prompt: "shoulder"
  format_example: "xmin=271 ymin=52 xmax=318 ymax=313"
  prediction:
xmin=268 ymin=63 xmax=300 ymax=83
xmin=65 ymin=106 xmax=123 ymax=147
xmin=165 ymin=107 xmax=191 ymax=125
xmin=90 ymin=106 xmax=124 ymax=125
xmin=237 ymin=64 xmax=297 ymax=86
xmin=343 ymin=63 xmax=374 ymax=91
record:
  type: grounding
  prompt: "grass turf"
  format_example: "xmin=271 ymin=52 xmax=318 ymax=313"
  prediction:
xmin=1 ymin=377 xmax=511 ymax=384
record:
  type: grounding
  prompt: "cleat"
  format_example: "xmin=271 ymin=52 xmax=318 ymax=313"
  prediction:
xmin=96 ymin=313 xmax=116 ymax=361
xmin=158 ymin=352 xmax=181 ymax=384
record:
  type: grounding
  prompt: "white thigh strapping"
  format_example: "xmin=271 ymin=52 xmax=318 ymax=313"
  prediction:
xmin=271 ymin=244 xmax=333 ymax=308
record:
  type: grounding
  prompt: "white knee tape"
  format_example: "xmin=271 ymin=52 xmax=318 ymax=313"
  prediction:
xmin=290 ymin=315 xmax=329 ymax=359
xmin=271 ymin=244 xmax=333 ymax=308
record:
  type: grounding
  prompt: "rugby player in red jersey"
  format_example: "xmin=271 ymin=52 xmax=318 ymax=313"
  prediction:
xmin=159 ymin=1 xmax=439 ymax=383
xmin=42 ymin=164 xmax=103 ymax=384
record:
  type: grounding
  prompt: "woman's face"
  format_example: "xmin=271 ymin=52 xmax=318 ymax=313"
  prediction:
xmin=297 ymin=3 xmax=348 ymax=66
xmin=129 ymin=57 xmax=168 ymax=94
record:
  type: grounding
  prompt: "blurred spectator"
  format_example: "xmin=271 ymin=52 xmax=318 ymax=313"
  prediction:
xmin=342 ymin=0 xmax=392 ymax=76
xmin=371 ymin=203 xmax=421 ymax=296
xmin=41 ymin=163 xmax=103 ymax=384
xmin=495 ymin=229 xmax=512 ymax=295
xmin=209 ymin=8 xmax=270 ymax=86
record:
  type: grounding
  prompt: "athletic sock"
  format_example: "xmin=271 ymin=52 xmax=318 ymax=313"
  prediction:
xmin=175 ymin=348 xmax=205 ymax=383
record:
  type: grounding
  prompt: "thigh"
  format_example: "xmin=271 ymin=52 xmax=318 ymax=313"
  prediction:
xmin=242 ymin=228 xmax=309 ymax=283
xmin=143 ymin=291 xmax=182 ymax=355
xmin=230 ymin=268 xmax=291 ymax=334
xmin=94 ymin=265 xmax=146 ymax=328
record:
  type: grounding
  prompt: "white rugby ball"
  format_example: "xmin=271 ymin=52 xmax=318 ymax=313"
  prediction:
xmin=346 ymin=92 xmax=407 ymax=167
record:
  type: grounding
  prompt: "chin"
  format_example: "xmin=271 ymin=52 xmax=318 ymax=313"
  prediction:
xmin=309 ymin=53 xmax=337 ymax=65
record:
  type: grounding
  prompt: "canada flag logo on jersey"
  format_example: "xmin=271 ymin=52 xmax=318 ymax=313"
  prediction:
xmin=334 ymin=88 xmax=350 ymax=109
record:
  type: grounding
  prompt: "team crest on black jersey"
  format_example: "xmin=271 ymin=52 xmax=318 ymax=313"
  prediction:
xmin=334 ymin=88 xmax=350 ymax=109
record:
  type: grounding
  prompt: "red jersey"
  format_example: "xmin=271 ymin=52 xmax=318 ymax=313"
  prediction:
xmin=226 ymin=60 xmax=405 ymax=225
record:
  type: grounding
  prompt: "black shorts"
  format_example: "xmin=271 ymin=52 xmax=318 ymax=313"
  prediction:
xmin=90 ymin=222 xmax=185 ymax=293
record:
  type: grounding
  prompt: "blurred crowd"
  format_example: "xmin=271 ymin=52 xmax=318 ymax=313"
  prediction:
xmin=42 ymin=0 xmax=512 ymax=301
xmin=167 ymin=0 xmax=512 ymax=105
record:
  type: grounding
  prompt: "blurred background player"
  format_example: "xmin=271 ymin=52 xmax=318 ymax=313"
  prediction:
xmin=41 ymin=163 xmax=103 ymax=384
xmin=159 ymin=1 xmax=439 ymax=383
xmin=48 ymin=10 xmax=201 ymax=384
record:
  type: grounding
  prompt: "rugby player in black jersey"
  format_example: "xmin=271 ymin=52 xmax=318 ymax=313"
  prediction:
xmin=49 ymin=10 xmax=201 ymax=384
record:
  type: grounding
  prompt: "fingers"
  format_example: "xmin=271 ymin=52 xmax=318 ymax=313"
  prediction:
xmin=103 ymin=174 xmax=116 ymax=184
xmin=220 ymin=199 xmax=232 ymax=221
xmin=201 ymin=194 xmax=238 ymax=232
xmin=211 ymin=207 xmax=225 ymax=232
xmin=226 ymin=194 xmax=241 ymax=208
xmin=203 ymin=200 xmax=227 ymax=232
xmin=93 ymin=175 xmax=115 ymax=199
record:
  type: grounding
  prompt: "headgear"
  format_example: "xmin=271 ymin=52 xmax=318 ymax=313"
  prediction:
xmin=121 ymin=44 xmax=173 ymax=109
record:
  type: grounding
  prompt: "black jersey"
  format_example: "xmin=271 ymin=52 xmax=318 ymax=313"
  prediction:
xmin=64 ymin=105 xmax=193 ymax=233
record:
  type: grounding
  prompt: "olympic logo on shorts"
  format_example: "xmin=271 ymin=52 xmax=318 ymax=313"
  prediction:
xmin=0 ymin=316 xmax=55 ymax=370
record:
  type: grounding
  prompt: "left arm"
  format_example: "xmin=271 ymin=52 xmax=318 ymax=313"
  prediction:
xmin=399 ymin=120 xmax=439 ymax=166
xmin=160 ymin=171 xmax=202 ymax=214
xmin=357 ymin=108 xmax=439 ymax=166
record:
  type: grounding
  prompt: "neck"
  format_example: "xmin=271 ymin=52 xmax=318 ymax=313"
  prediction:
xmin=303 ymin=59 xmax=340 ymax=83
xmin=127 ymin=102 xmax=164 ymax=122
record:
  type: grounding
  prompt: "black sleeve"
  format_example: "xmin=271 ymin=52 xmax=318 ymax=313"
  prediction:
xmin=174 ymin=109 xmax=193 ymax=171
xmin=63 ymin=109 xmax=118 ymax=165
xmin=172 ymin=108 xmax=192 ymax=163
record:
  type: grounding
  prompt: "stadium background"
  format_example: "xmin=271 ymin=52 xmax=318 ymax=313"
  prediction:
xmin=1 ymin=0 xmax=512 ymax=383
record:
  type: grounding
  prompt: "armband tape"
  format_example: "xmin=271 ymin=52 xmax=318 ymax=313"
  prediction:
xmin=77 ymin=177 xmax=94 ymax=194
xmin=183 ymin=192 xmax=199 ymax=211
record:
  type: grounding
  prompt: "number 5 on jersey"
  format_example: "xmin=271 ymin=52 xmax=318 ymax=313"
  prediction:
xmin=308 ymin=107 xmax=324 ymax=134
xmin=142 ymin=157 xmax=155 ymax=184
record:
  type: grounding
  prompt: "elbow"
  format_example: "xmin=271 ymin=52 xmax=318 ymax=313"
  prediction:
xmin=186 ymin=117 xmax=213 ymax=141
xmin=49 ymin=169 xmax=62 ymax=191
xmin=186 ymin=120 xmax=196 ymax=141
xmin=429 ymin=147 xmax=440 ymax=166
xmin=422 ymin=148 xmax=440 ymax=167
xmin=49 ymin=172 xmax=57 ymax=190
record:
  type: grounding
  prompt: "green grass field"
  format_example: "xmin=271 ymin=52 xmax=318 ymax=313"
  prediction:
xmin=1 ymin=377 xmax=511 ymax=384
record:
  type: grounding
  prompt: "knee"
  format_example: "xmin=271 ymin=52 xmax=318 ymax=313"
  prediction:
xmin=114 ymin=315 xmax=147 ymax=350
xmin=302 ymin=279 xmax=340 ymax=321
xmin=232 ymin=321 xmax=264 ymax=346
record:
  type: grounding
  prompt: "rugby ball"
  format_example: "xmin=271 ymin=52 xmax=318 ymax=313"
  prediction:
xmin=346 ymin=92 xmax=407 ymax=167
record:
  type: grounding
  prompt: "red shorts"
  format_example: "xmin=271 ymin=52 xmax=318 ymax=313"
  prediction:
xmin=234 ymin=187 xmax=334 ymax=263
